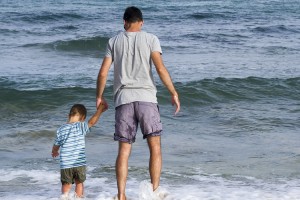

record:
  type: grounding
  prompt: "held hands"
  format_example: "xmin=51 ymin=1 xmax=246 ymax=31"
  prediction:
xmin=172 ymin=94 xmax=180 ymax=115
xmin=97 ymin=102 xmax=108 ymax=112
xmin=96 ymin=97 xmax=109 ymax=111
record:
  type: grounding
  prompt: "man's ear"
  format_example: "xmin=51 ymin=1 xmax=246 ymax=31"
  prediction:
xmin=124 ymin=20 xmax=130 ymax=30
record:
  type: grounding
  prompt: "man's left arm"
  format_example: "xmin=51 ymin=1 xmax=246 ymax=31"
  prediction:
xmin=151 ymin=51 xmax=180 ymax=115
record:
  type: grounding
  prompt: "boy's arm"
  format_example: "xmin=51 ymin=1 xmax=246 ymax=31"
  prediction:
xmin=52 ymin=145 xmax=60 ymax=158
xmin=88 ymin=104 xmax=106 ymax=128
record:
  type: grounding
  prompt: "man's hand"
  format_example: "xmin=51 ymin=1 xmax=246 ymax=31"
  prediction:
xmin=172 ymin=95 xmax=180 ymax=115
xmin=96 ymin=97 xmax=109 ymax=111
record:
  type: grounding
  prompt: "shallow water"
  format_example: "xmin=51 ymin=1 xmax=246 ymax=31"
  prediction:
xmin=0 ymin=0 xmax=300 ymax=199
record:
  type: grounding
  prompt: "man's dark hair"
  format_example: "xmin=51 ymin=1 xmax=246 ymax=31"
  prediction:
xmin=69 ymin=104 xmax=87 ymax=118
xmin=123 ymin=6 xmax=143 ymax=23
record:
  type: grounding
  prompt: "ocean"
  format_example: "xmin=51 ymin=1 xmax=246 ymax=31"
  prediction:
xmin=0 ymin=0 xmax=300 ymax=199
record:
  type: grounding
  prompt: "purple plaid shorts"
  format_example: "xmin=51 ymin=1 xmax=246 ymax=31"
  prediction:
xmin=114 ymin=101 xmax=162 ymax=143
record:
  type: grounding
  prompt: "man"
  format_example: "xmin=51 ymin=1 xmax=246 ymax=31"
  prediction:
xmin=96 ymin=6 xmax=180 ymax=200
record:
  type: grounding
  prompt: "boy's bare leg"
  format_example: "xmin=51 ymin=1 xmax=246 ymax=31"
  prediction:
xmin=75 ymin=181 xmax=84 ymax=197
xmin=147 ymin=136 xmax=162 ymax=191
xmin=116 ymin=141 xmax=132 ymax=200
xmin=62 ymin=183 xmax=72 ymax=194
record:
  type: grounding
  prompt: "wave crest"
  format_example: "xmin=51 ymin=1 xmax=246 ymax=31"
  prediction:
xmin=22 ymin=36 xmax=109 ymax=53
xmin=1 ymin=77 xmax=299 ymax=111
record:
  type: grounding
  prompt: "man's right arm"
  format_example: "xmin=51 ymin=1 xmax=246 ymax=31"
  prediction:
xmin=151 ymin=51 xmax=180 ymax=115
xmin=96 ymin=56 xmax=112 ymax=108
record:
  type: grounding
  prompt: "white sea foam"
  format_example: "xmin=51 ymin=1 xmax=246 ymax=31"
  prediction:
xmin=138 ymin=180 xmax=170 ymax=200
xmin=1 ymin=168 xmax=300 ymax=200
xmin=0 ymin=168 xmax=58 ymax=183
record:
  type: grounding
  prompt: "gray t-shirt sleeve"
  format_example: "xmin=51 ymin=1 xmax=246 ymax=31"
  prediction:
xmin=105 ymin=39 xmax=113 ymax=58
xmin=151 ymin=35 xmax=162 ymax=54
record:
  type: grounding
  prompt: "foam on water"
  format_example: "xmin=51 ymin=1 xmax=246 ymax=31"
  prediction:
xmin=0 ymin=169 xmax=58 ymax=183
xmin=0 ymin=0 xmax=300 ymax=200
xmin=1 ymin=168 xmax=300 ymax=200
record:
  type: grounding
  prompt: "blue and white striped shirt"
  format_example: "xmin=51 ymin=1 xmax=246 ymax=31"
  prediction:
xmin=54 ymin=122 xmax=90 ymax=169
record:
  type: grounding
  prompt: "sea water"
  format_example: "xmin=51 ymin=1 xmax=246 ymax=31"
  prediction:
xmin=0 ymin=0 xmax=300 ymax=199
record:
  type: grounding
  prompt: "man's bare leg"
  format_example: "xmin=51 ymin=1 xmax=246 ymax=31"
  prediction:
xmin=147 ymin=136 xmax=162 ymax=191
xmin=116 ymin=141 xmax=132 ymax=200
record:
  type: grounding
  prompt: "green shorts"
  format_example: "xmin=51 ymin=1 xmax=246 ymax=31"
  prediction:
xmin=60 ymin=166 xmax=86 ymax=184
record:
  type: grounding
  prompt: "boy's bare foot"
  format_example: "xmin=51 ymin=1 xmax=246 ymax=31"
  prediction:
xmin=60 ymin=193 xmax=69 ymax=200
xmin=114 ymin=194 xmax=126 ymax=200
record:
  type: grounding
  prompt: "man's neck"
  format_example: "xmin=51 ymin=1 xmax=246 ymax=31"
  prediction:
xmin=125 ymin=21 xmax=143 ymax=32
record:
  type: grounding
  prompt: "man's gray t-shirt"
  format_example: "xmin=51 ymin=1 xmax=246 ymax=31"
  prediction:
xmin=106 ymin=31 xmax=162 ymax=107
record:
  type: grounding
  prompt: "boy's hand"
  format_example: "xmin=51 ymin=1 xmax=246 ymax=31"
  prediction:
xmin=52 ymin=151 xmax=59 ymax=158
xmin=51 ymin=145 xmax=60 ymax=158
xmin=96 ymin=97 xmax=108 ymax=110
xmin=98 ymin=102 xmax=108 ymax=112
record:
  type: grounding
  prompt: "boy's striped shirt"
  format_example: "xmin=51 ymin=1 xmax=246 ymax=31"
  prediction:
xmin=54 ymin=122 xmax=90 ymax=169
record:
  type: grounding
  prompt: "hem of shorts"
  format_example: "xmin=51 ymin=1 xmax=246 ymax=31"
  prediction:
xmin=61 ymin=181 xmax=73 ymax=185
xmin=61 ymin=180 xmax=85 ymax=184
xmin=114 ymin=135 xmax=135 ymax=144
xmin=143 ymin=130 xmax=163 ymax=139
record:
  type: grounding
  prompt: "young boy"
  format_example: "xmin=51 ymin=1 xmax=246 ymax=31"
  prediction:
xmin=52 ymin=103 xmax=106 ymax=199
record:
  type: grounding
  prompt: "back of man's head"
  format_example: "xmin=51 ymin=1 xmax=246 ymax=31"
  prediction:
xmin=123 ymin=6 xmax=143 ymax=23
